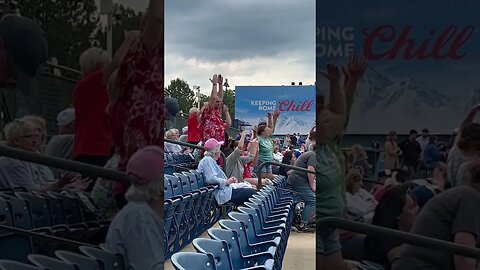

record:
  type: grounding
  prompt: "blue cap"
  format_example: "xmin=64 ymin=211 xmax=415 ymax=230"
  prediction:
xmin=235 ymin=133 xmax=251 ymax=143
xmin=410 ymin=186 xmax=435 ymax=208
xmin=293 ymin=150 xmax=302 ymax=159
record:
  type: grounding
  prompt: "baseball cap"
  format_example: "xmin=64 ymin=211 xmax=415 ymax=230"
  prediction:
xmin=126 ymin=145 xmax=163 ymax=185
xmin=410 ymin=186 xmax=435 ymax=208
xmin=204 ymin=138 xmax=224 ymax=151
xmin=56 ymin=108 xmax=75 ymax=127
xmin=0 ymin=15 xmax=48 ymax=78
xmin=293 ymin=150 xmax=302 ymax=159
xmin=235 ymin=133 xmax=251 ymax=143
xmin=165 ymin=97 xmax=180 ymax=122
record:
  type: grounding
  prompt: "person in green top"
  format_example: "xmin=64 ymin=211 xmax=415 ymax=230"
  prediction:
xmin=316 ymin=55 xmax=365 ymax=270
xmin=256 ymin=110 xmax=280 ymax=180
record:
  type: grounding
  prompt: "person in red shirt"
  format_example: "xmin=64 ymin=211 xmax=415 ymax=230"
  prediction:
xmin=199 ymin=74 xmax=232 ymax=166
xmin=187 ymin=107 xmax=201 ymax=144
xmin=73 ymin=48 xmax=113 ymax=174
xmin=108 ymin=0 xmax=163 ymax=208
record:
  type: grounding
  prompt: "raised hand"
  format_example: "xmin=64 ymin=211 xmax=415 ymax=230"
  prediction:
xmin=218 ymin=74 xmax=224 ymax=86
xmin=346 ymin=55 xmax=366 ymax=79
xmin=209 ymin=74 xmax=218 ymax=84
xmin=273 ymin=110 xmax=280 ymax=118
xmin=319 ymin=63 xmax=341 ymax=82
xmin=223 ymin=104 xmax=229 ymax=113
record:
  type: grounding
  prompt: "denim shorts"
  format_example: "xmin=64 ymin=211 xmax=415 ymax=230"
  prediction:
xmin=258 ymin=164 xmax=273 ymax=174
xmin=316 ymin=227 xmax=341 ymax=255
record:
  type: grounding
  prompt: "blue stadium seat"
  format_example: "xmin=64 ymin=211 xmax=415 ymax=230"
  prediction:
xmin=28 ymin=254 xmax=75 ymax=270
xmin=171 ymin=252 xmax=215 ymax=270
xmin=79 ymin=245 xmax=123 ymax=270
xmin=208 ymin=228 xmax=275 ymax=270
xmin=0 ymin=260 xmax=41 ymax=270
xmin=55 ymin=250 xmax=100 ymax=270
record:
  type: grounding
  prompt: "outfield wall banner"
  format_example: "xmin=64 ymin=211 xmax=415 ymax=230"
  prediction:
xmin=235 ymin=86 xmax=315 ymax=135
xmin=317 ymin=0 xmax=480 ymax=134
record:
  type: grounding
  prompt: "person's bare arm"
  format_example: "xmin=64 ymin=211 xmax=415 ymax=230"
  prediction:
xmin=218 ymin=74 xmax=225 ymax=100
xmin=223 ymin=104 xmax=231 ymax=128
xmin=102 ymin=31 xmax=140 ymax=85
xmin=237 ymin=130 xmax=248 ymax=150
xmin=320 ymin=64 xmax=346 ymax=137
xmin=454 ymin=232 xmax=477 ymax=270
xmin=142 ymin=0 xmax=163 ymax=53
xmin=343 ymin=55 xmax=366 ymax=126
xmin=307 ymin=165 xmax=316 ymax=191
xmin=209 ymin=74 xmax=218 ymax=106
xmin=272 ymin=110 xmax=280 ymax=133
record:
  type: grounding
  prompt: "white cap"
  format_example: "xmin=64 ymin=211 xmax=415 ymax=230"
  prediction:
xmin=182 ymin=126 xmax=188 ymax=134
xmin=57 ymin=108 xmax=75 ymax=127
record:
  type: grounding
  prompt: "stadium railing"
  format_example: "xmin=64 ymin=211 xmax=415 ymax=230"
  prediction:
xmin=317 ymin=217 xmax=480 ymax=259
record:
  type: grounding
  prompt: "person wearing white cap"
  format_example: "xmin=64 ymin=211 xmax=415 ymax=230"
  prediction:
xmin=197 ymin=138 xmax=256 ymax=206
xmin=45 ymin=108 xmax=75 ymax=158
xmin=45 ymin=108 xmax=76 ymax=177
xmin=178 ymin=126 xmax=188 ymax=143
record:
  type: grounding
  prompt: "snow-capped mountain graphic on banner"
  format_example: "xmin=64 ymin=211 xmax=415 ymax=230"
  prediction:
xmin=235 ymin=85 xmax=315 ymax=135
xmin=250 ymin=114 xmax=313 ymax=135
xmin=317 ymin=0 xmax=480 ymax=134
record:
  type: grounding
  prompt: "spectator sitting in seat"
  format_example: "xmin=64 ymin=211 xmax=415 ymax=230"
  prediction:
xmin=345 ymin=169 xmax=377 ymax=223
xmin=178 ymin=126 xmax=188 ymax=143
xmin=393 ymin=160 xmax=480 ymax=270
xmin=45 ymin=108 xmax=75 ymax=177
xmin=359 ymin=185 xmax=419 ymax=270
xmin=226 ymin=130 xmax=269 ymax=189
xmin=198 ymin=138 xmax=256 ymax=206
xmin=105 ymin=145 xmax=164 ymax=270
xmin=0 ymin=119 xmax=90 ymax=192
xmin=278 ymin=150 xmax=297 ymax=177
xmin=46 ymin=108 xmax=75 ymax=160
xmin=164 ymin=129 xmax=187 ymax=153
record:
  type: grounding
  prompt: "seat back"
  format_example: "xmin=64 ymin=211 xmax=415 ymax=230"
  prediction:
xmin=16 ymin=193 xmax=52 ymax=228
xmin=0 ymin=194 xmax=32 ymax=229
xmin=0 ymin=197 xmax=13 ymax=226
xmin=55 ymin=250 xmax=100 ymax=270
xmin=0 ymin=260 xmax=41 ymax=270
xmin=28 ymin=254 xmax=76 ymax=270
xmin=174 ymin=173 xmax=191 ymax=193
xmin=171 ymin=252 xmax=216 ymax=270
xmin=207 ymin=228 xmax=243 ymax=269
xmin=164 ymin=177 xmax=174 ymax=199
xmin=165 ymin=175 xmax=183 ymax=196
xmin=183 ymin=172 xmax=199 ymax=191
xmin=79 ymin=245 xmax=121 ymax=270
xmin=192 ymin=238 xmax=233 ymax=270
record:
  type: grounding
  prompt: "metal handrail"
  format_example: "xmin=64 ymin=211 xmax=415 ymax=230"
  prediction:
xmin=317 ymin=217 xmax=480 ymax=259
xmin=0 ymin=224 xmax=97 ymax=248
xmin=164 ymin=138 xmax=226 ymax=172
xmin=0 ymin=146 xmax=128 ymax=182
xmin=256 ymin=161 xmax=315 ymax=189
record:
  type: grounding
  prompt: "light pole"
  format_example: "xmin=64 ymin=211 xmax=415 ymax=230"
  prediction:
xmin=193 ymin=85 xmax=201 ymax=110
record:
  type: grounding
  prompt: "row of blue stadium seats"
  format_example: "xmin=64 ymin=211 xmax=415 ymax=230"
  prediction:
xmin=0 ymin=191 xmax=109 ymax=262
xmin=164 ymin=170 xmax=223 ymax=259
xmin=0 ymin=244 xmax=124 ymax=270
xmin=164 ymin=153 xmax=197 ymax=175
xmin=171 ymin=184 xmax=295 ymax=270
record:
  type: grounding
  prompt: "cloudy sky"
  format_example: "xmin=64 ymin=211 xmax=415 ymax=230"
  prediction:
xmin=165 ymin=0 xmax=315 ymax=95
